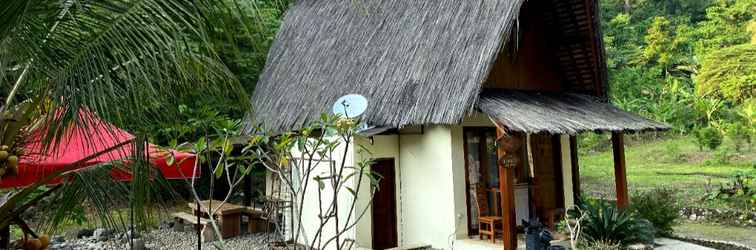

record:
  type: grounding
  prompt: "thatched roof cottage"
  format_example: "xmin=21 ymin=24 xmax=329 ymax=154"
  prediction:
xmin=247 ymin=0 xmax=668 ymax=249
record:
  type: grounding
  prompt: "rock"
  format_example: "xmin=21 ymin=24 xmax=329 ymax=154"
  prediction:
xmin=126 ymin=229 xmax=140 ymax=240
xmin=53 ymin=235 xmax=65 ymax=243
xmin=159 ymin=220 xmax=175 ymax=230
xmin=77 ymin=229 xmax=94 ymax=239
xmin=201 ymin=226 xmax=216 ymax=242
xmin=129 ymin=238 xmax=145 ymax=250
xmin=93 ymin=228 xmax=114 ymax=241
xmin=628 ymin=243 xmax=651 ymax=250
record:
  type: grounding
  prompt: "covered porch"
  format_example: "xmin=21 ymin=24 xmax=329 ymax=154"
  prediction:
xmin=470 ymin=90 xmax=669 ymax=250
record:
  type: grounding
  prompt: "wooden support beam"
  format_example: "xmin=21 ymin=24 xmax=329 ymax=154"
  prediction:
xmin=496 ymin=129 xmax=518 ymax=250
xmin=611 ymin=132 xmax=629 ymax=208
xmin=569 ymin=136 xmax=580 ymax=202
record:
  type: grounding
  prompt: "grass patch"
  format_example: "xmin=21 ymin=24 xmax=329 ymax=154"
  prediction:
xmin=674 ymin=222 xmax=756 ymax=247
xmin=579 ymin=135 xmax=754 ymax=207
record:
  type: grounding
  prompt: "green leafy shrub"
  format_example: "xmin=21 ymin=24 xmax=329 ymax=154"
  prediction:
xmin=571 ymin=198 xmax=655 ymax=246
xmin=711 ymin=145 xmax=736 ymax=165
xmin=695 ymin=44 xmax=756 ymax=104
xmin=630 ymin=187 xmax=681 ymax=236
xmin=662 ymin=143 xmax=687 ymax=163
xmin=579 ymin=133 xmax=612 ymax=153
xmin=724 ymin=122 xmax=753 ymax=151
xmin=694 ymin=127 xmax=723 ymax=151
xmin=704 ymin=171 xmax=756 ymax=210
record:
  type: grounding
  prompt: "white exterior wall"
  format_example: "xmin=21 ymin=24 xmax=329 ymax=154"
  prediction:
xmin=266 ymin=135 xmax=402 ymax=250
xmin=266 ymin=137 xmax=364 ymax=250
xmin=398 ymin=125 xmax=467 ymax=249
xmin=353 ymin=135 xmax=400 ymax=249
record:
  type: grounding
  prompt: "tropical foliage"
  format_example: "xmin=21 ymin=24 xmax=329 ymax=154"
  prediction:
xmin=0 ymin=0 xmax=273 ymax=238
xmin=572 ymin=198 xmax=655 ymax=246
xmin=630 ymin=187 xmax=682 ymax=236
xmin=601 ymin=0 xmax=755 ymax=138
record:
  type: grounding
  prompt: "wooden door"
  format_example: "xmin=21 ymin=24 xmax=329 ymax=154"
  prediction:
xmin=529 ymin=135 xmax=565 ymax=223
xmin=372 ymin=159 xmax=398 ymax=250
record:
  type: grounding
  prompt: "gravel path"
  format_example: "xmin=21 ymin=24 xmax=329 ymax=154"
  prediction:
xmin=50 ymin=229 xmax=278 ymax=250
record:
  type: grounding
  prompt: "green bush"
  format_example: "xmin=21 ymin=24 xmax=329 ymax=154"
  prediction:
xmin=572 ymin=198 xmax=655 ymax=246
xmin=694 ymin=127 xmax=723 ymax=151
xmin=662 ymin=142 xmax=686 ymax=163
xmin=704 ymin=171 xmax=756 ymax=210
xmin=579 ymin=133 xmax=612 ymax=153
xmin=724 ymin=123 xmax=752 ymax=151
xmin=711 ymin=145 xmax=736 ymax=165
xmin=630 ymin=187 xmax=681 ymax=236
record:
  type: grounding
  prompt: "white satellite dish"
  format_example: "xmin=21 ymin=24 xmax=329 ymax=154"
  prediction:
xmin=332 ymin=94 xmax=368 ymax=118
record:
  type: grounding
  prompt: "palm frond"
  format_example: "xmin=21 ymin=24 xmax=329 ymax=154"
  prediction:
xmin=2 ymin=0 xmax=248 ymax=143
xmin=39 ymin=157 xmax=178 ymax=233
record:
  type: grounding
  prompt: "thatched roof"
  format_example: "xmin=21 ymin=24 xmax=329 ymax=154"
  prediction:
xmin=246 ymin=0 xmax=525 ymax=132
xmin=478 ymin=90 xmax=670 ymax=134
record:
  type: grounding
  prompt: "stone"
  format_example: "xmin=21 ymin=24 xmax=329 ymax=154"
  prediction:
xmin=93 ymin=228 xmax=114 ymax=241
xmin=53 ymin=235 xmax=65 ymax=243
xmin=126 ymin=229 xmax=140 ymax=240
xmin=201 ymin=226 xmax=216 ymax=242
xmin=159 ymin=220 xmax=175 ymax=230
xmin=77 ymin=229 xmax=94 ymax=239
xmin=628 ymin=243 xmax=652 ymax=250
xmin=129 ymin=238 xmax=145 ymax=250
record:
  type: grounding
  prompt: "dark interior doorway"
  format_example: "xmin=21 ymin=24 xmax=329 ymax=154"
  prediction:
xmin=371 ymin=158 xmax=398 ymax=250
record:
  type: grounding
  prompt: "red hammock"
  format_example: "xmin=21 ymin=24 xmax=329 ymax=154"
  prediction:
xmin=0 ymin=111 xmax=197 ymax=188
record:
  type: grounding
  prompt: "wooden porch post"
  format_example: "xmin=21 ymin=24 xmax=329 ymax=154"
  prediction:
xmin=611 ymin=132 xmax=629 ymax=208
xmin=496 ymin=129 xmax=517 ymax=250
xmin=569 ymin=136 xmax=580 ymax=202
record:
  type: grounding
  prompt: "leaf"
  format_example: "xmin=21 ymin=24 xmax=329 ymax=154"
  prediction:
xmin=314 ymin=177 xmax=325 ymax=190
xmin=214 ymin=163 xmax=224 ymax=179
xmin=165 ymin=152 xmax=175 ymax=166
xmin=223 ymin=140 xmax=233 ymax=156
xmin=195 ymin=137 xmax=207 ymax=152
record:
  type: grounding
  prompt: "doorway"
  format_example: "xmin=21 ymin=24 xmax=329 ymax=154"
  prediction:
xmin=371 ymin=158 xmax=398 ymax=250
xmin=463 ymin=128 xmax=532 ymax=235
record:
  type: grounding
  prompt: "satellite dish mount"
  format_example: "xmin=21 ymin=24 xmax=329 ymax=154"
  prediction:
xmin=332 ymin=94 xmax=368 ymax=118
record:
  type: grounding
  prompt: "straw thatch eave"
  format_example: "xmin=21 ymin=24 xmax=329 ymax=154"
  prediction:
xmin=478 ymin=90 xmax=671 ymax=135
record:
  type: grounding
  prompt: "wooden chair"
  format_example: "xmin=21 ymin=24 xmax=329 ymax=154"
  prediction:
xmin=477 ymin=186 xmax=502 ymax=243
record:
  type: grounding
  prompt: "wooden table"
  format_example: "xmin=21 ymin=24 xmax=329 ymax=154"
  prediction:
xmin=189 ymin=200 xmax=246 ymax=238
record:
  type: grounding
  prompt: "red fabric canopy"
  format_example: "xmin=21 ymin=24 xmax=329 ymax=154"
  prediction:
xmin=0 ymin=111 xmax=197 ymax=188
